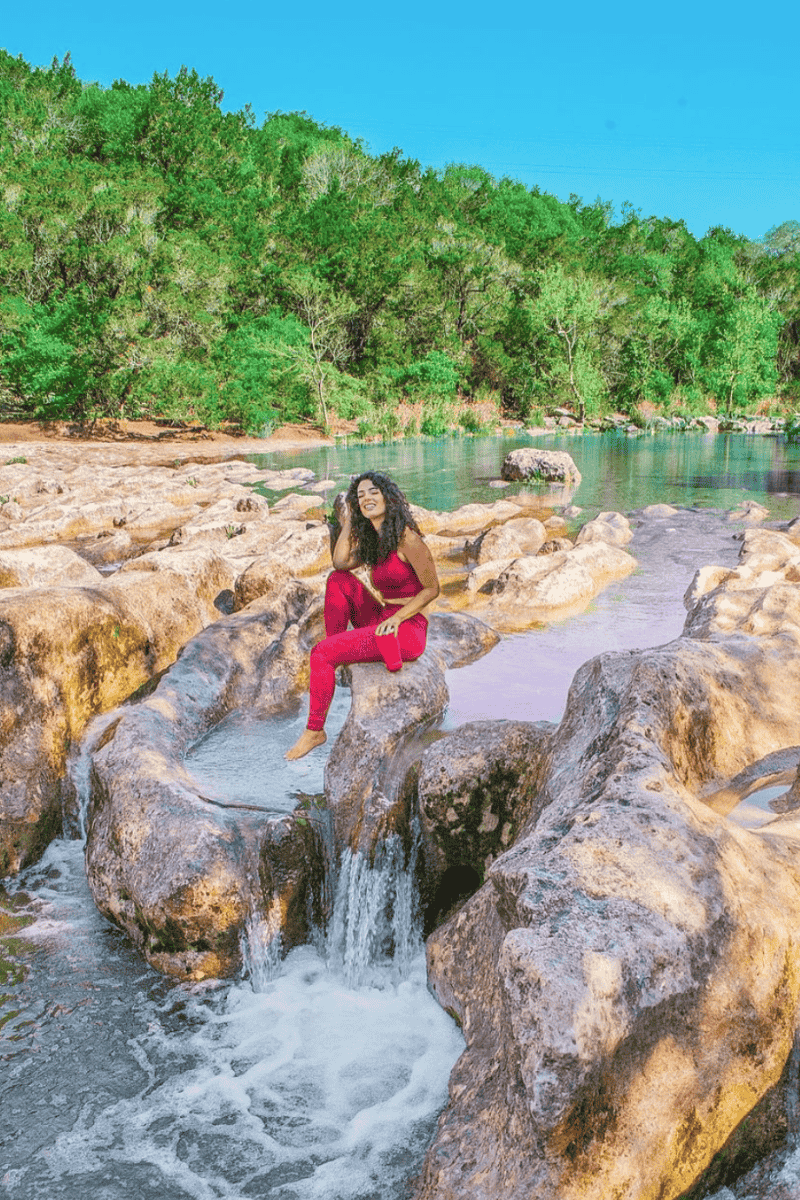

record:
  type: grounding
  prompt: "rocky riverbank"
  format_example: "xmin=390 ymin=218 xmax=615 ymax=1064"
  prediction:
xmin=4 ymin=428 xmax=800 ymax=1200
xmin=0 ymin=439 xmax=633 ymax=875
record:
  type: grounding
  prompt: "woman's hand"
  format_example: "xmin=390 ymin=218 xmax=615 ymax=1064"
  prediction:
xmin=333 ymin=491 xmax=351 ymax=526
xmin=331 ymin=492 xmax=361 ymax=570
xmin=375 ymin=615 xmax=400 ymax=637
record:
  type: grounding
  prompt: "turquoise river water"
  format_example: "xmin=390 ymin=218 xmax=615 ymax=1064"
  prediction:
xmin=3 ymin=430 xmax=800 ymax=1200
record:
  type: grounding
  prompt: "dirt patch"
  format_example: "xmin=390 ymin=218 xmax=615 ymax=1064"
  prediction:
xmin=0 ymin=419 xmax=339 ymax=468
xmin=0 ymin=418 xmax=335 ymax=449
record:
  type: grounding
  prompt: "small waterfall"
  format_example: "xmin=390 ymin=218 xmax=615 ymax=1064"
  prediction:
xmin=240 ymin=820 xmax=422 ymax=992
xmin=239 ymin=802 xmax=335 ymax=991
xmin=327 ymin=821 xmax=422 ymax=988
xmin=240 ymin=898 xmax=284 ymax=991
xmin=786 ymin=1029 xmax=800 ymax=1146
xmin=62 ymin=710 xmax=121 ymax=841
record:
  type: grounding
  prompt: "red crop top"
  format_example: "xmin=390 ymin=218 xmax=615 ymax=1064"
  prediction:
xmin=370 ymin=550 xmax=423 ymax=602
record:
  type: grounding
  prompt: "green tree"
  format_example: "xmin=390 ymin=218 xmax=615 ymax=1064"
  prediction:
xmin=704 ymin=294 xmax=782 ymax=413
xmin=527 ymin=265 xmax=607 ymax=421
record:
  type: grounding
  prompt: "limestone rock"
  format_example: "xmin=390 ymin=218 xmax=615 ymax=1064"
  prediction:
xmin=430 ymin=499 xmax=524 ymax=535
xmin=472 ymin=541 xmax=636 ymax=631
xmin=414 ymin=720 xmax=554 ymax=928
xmin=417 ymin=539 xmax=800 ymax=1200
xmin=0 ymin=545 xmax=103 ymax=589
xmin=574 ymin=510 xmax=633 ymax=548
xmin=468 ymin=517 xmax=548 ymax=564
xmin=233 ymin=559 xmax=293 ymax=611
xmin=0 ymin=568 xmax=228 ymax=877
xmin=501 ymin=448 xmax=582 ymax=486
xmin=727 ymin=499 xmax=770 ymax=524
xmin=85 ymin=582 xmax=324 ymax=980
xmin=116 ymin=546 xmax=235 ymax=606
xmin=539 ymin=536 xmax=573 ymax=554
xmin=642 ymin=503 xmax=680 ymax=517
xmin=257 ymin=523 xmax=331 ymax=576
xmin=424 ymin=611 xmax=500 ymax=668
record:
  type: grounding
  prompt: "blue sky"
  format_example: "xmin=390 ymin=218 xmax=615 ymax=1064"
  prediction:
xmin=3 ymin=0 xmax=798 ymax=241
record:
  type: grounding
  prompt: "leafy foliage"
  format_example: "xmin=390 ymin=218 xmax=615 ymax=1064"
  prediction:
xmin=0 ymin=49 xmax=797 ymax=432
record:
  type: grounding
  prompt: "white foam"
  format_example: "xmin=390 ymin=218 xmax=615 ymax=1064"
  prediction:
xmin=41 ymin=945 xmax=463 ymax=1199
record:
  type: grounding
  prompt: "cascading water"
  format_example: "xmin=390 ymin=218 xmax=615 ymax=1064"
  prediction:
xmin=62 ymin=709 xmax=123 ymax=840
xmin=2 ymin=719 xmax=464 ymax=1200
xmin=8 ymin=435 xmax=800 ymax=1200
xmin=327 ymin=827 xmax=422 ymax=989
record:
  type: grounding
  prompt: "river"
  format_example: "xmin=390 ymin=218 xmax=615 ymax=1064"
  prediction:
xmin=3 ymin=430 xmax=800 ymax=1200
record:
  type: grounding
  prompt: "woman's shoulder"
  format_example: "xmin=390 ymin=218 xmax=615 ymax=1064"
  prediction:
xmin=399 ymin=525 xmax=425 ymax=549
xmin=395 ymin=526 xmax=427 ymax=563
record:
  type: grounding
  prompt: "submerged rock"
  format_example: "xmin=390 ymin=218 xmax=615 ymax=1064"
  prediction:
xmin=416 ymin=528 xmax=800 ymax=1200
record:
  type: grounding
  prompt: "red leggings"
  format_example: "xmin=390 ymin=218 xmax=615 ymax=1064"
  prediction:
xmin=307 ymin=570 xmax=428 ymax=731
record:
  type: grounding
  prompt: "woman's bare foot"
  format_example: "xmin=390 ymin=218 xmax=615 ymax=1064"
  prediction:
xmin=285 ymin=729 xmax=327 ymax=760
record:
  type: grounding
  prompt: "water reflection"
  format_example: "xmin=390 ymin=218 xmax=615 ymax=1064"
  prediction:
xmin=251 ymin=431 xmax=800 ymax=521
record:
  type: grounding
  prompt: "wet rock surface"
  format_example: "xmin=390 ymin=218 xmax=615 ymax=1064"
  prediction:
xmin=85 ymin=580 xmax=324 ymax=980
xmin=415 ymin=527 xmax=800 ymax=1200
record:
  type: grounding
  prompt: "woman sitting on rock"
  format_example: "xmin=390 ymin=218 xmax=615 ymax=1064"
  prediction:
xmin=286 ymin=471 xmax=440 ymax=760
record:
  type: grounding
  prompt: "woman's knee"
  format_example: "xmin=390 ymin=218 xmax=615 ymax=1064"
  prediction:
xmin=310 ymin=641 xmax=332 ymax=670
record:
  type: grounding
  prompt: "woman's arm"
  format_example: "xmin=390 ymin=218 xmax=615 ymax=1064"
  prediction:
xmin=375 ymin=528 xmax=440 ymax=636
xmin=331 ymin=494 xmax=362 ymax=570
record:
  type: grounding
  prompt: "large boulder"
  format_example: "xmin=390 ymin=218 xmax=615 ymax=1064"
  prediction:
xmin=0 ymin=568 xmax=229 ymax=877
xmin=416 ymin=529 xmax=800 ymax=1200
xmin=86 ymin=581 xmax=325 ymax=980
xmin=412 ymin=720 xmax=554 ymax=931
xmin=325 ymin=613 xmax=500 ymax=854
xmin=501 ymin=448 xmax=582 ymax=486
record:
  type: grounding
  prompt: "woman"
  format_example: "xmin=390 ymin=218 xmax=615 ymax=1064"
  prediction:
xmin=286 ymin=471 xmax=440 ymax=760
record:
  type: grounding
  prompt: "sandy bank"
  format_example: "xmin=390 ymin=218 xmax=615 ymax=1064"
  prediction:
xmin=0 ymin=419 xmax=335 ymax=468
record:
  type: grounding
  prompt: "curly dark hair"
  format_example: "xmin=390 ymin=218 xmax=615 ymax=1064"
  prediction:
xmin=343 ymin=471 xmax=422 ymax=566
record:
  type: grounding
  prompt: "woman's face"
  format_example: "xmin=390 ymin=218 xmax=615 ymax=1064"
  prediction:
xmin=356 ymin=478 xmax=387 ymax=524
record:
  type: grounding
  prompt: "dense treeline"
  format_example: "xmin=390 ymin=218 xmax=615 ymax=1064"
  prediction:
xmin=1 ymin=52 xmax=799 ymax=435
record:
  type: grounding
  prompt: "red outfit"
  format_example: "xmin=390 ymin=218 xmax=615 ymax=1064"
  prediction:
xmin=306 ymin=551 xmax=429 ymax=731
